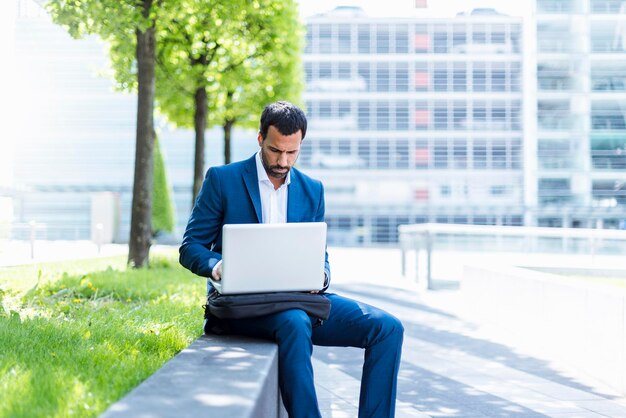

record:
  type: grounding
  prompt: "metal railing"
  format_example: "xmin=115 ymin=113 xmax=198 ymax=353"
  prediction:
xmin=398 ymin=223 xmax=626 ymax=289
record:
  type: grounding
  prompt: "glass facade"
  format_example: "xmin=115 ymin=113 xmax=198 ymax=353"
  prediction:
xmin=304 ymin=12 xmax=524 ymax=244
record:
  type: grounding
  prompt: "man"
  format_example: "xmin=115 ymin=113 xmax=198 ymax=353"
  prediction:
xmin=180 ymin=101 xmax=404 ymax=418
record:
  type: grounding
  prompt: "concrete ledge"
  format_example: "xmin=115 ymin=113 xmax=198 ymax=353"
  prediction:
xmin=462 ymin=264 xmax=626 ymax=395
xmin=100 ymin=335 xmax=287 ymax=418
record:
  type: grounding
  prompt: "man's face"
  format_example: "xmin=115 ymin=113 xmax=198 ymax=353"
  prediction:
xmin=258 ymin=125 xmax=302 ymax=183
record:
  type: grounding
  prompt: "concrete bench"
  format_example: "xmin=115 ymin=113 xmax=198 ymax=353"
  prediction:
xmin=100 ymin=335 xmax=287 ymax=418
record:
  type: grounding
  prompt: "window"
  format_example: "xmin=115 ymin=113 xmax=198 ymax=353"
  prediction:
xmin=338 ymin=62 xmax=351 ymax=80
xmin=376 ymin=25 xmax=390 ymax=53
xmin=358 ymin=25 xmax=370 ymax=53
xmin=396 ymin=139 xmax=409 ymax=168
xmin=358 ymin=63 xmax=371 ymax=90
xmin=396 ymin=101 xmax=409 ymax=130
xmin=473 ymin=140 xmax=487 ymax=168
xmin=492 ymin=104 xmax=506 ymax=129
xmin=492 ymin=140 xmax=507 ymax=168
xmin=473 ymin=63 xmax=486 ymax=92
xmin=434 ymin=64 xmax=448 ymax=91
xmin=358 ymin=141 xmax=371 ymax=167
xmin=358 ymin=101 xmax=370 ymax=130
xmin=319 ymin=62 xmax=331 ymax=79
xmin=434 ymin=103 xmax=448 ymax=130
xmin=396 ymin=63 xmax=409 ymax=92
xmin=319 ymin=24 xmax=332 ymax=53
xmin=376 ymin=139 xmax=390 ymax=168
xmin=319 ymin=101 xmax=331 ymax=118
xmin=453 ymin=140 xmax=467 ymax=168
xmin=376 ymin=63 xmax=390 ymax=92
xmin=433 ymin=28 xmax=448 ymax=53
xmin=338 ymin=24 xmax=351 ymax=53
xmin=490 ymin=185 xmax=507 ymax=195
xmin=395 ymin=25 xmax=409 ymax=53
xmin=453 ymin=63 xmax=466 ymax=92
xmin=491 ymin=63 xmax=506 ymax=92
xmin=434 ymin=142 xmax=449 ymax=168
xmin=473 ymin=102 xmax=487 ymax=130
xmin=376 ymin=102 xmax=389 ymax=131
xmin=453 ymin=102 xmax=467 ymax=129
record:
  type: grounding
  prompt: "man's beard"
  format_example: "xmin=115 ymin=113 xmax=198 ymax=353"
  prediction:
xmin=261 ymin=150 xmax=291 ymax=179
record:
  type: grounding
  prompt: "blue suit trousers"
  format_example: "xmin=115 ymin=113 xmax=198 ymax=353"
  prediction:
xmin=216 ymin=293 xmax=404 ymax=418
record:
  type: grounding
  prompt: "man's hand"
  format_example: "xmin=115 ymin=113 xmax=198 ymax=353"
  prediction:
xmin=212 ymin=262 xmax=222 ymax=281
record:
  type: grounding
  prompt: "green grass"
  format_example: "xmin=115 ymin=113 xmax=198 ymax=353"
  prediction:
xmin=0 ymin=254 xmax=205 ymax=418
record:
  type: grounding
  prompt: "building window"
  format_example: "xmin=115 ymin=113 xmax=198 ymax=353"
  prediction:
xmin=395 ymin=25 xmax=409 ymax=53
xmin=434 ymin=142 xmax=449 ymax=168
xmin=473 ymin=140 xmax=488 ymax=168
xmin=433 ymin=29 xmax=447 ymax=53
xmin=396 ymin=62 xmax=409 ymax=92
xmin=396 ymin=101 xmax=409 ymax=130
xmin=453 ymin=140 xmax=467 ymax=168
xmin=376 ymin=63 xmax=390 ymax=92
xmin=319 ymin=24 xmax=332 ymax=53
xmin=376 ymin=102 xmax=389 ymax=130
xmin=434 ymin=103 xmax=448 ymax=130
xmin=396 ymin=139 xmax=409 ymax=168
xmin=453 ymin=63 xmax=466 ymax=91
xmin=358 ymin=25 xmax=370 ymax=53
xmin=473 ymin=64 xmax=486 ymax=92
xmin=433 ymin=64 xmax=448 ymax=91
xmin=338 ymin=24 xmax=351 ymax=53
xmin=358 ymin=63 xmax=371 ymax=90
xmin=358 ymin=101 xmax=370 ymax=130
xmin=338 ymin=62 xmax=351 ymax=80
xmin=376 ymin=25 xmax=390 ymax=53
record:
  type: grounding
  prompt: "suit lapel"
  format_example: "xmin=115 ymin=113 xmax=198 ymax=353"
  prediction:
xmin=243 ymin=156 xmax=262 ymax=223
xmin=287 ymin=170 xmax=302 ymax=223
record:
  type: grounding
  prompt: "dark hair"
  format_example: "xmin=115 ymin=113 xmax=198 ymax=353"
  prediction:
xmin=259 ymin=101 xmax=307 ymax=141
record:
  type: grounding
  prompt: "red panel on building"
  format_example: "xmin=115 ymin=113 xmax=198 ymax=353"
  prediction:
xmin=414 ymin=71 xmax=429 ymax=89
xmin=414 ymin=34 xmax=429 ymax=51
xmin=413 ymin=188 xmax=429 ymax=200
xmin=414 ymin=148 xmax=429 ymax=166
xmin=414 ymin=109 xmax=429 ymax=127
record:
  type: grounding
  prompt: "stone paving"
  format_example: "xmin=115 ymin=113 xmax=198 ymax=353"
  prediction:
xmin=312 ymin=246 xmax=626 ymax=417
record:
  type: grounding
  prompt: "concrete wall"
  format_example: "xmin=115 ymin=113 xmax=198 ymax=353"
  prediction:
xmin=462 ymin=264 xmax=626 ymax=395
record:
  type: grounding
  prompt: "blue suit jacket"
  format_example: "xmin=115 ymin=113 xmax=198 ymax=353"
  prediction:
xmin=179 ymin=154 xmax=331 ymax=289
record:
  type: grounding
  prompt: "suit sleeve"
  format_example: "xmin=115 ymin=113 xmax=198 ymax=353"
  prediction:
xmin=179 ymin=167 xmax=224 ymax=278
xmin=315 ymin=182 xmax=331 ymax=291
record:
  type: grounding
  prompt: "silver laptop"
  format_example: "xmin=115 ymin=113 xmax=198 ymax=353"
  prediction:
xmin=211 ymin=222 xmax=327 ymax=295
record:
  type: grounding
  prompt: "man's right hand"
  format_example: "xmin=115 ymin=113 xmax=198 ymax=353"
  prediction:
xmin=212 ymin=261 xmax=223 ymax=281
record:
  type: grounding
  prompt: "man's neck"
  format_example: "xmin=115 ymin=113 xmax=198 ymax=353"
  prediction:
xmin=269 ymin=176 xmax=285 ymax=190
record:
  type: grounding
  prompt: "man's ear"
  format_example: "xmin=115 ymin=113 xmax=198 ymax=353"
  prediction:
xmin=257 ymin=132 xmax=263 ymax=147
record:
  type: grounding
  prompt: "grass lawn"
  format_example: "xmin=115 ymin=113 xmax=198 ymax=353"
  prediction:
xmin=0 ymin=251 xmax=205 ymax=418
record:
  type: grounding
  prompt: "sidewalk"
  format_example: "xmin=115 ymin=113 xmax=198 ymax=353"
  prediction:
xmin=315 ymin=247 xmax=626 ymax=417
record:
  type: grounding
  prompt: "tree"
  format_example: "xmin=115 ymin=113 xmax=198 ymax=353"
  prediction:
xmin=47 ymin=0 xmax=160 ymax=267
xmin=152 ymin=135 xmax=176 ymax=236
xmin=217 ymin=11 xmax=304 ymax=165
xmin=153 ymin=0 xmax=304 ymax=205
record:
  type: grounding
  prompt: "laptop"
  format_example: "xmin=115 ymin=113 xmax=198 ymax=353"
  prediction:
xmin=211 ymin=222 xmax=327 ymax=295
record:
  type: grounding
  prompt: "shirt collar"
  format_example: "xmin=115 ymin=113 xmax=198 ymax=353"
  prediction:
xmin=255 ymin=150 xmax=291 ymax=187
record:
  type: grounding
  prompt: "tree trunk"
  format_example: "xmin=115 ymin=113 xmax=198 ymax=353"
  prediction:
xmin=128 ymin=0 xmax=156 ymax=268
xmin=192 ymin=86 xmax=208 ymax=207
xmin=223 ymin=119 xmax=234 ymax=165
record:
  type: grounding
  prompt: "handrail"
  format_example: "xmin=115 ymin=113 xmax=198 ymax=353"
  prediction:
xmin=398 ymin=223 xmax=626 ymax=289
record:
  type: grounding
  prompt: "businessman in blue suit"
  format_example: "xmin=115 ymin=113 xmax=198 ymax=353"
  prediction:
xmin=180 ymin=101 xmax=403 ymax=418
